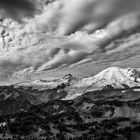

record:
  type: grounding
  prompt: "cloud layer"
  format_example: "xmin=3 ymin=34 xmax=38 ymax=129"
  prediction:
xmin=26 ymin=0 xmax=140 ymax=35
xmin=0 ymin=0 xmax=140 ymax=80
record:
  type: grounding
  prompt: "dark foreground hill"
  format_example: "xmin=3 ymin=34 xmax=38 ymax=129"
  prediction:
xmin=0 ymin=88 xmax=140 ymax=139
xmin=0 ymin=85 xmax=68 ymax=115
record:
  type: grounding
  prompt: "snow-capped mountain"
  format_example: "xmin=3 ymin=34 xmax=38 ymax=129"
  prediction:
xmin=17 ymin=74 xmax=75 ymax=89
xmin=65 ymin=67 xmax=140 ymax=100
xmin=21 ymin=67 xmax=140 ymax=89
xmin=15 ymin=67 xmax=140 ymax=100
xmin=76 ymin=67 xmax=140 ymax=89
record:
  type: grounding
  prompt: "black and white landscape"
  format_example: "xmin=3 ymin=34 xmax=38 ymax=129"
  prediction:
xmin=0 ymin=0 xmax=140 ymax=139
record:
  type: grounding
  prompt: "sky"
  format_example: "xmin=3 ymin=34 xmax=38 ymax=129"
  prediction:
xmin=0 ymin=0 xmax=35 ymax=20
xmin=0 ymin=0 xmax=140 ymax=82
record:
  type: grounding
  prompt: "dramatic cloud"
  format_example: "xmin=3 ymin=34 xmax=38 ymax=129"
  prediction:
xmin=0 ymin=0 xmax=140 ymax=80
xmin=25 ymin=0 xmax=140 ymax=35
xmin=0 ymin=0 xmax=36 ymax=21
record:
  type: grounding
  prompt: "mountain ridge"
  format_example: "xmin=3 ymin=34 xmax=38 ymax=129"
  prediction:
xmin=18 ymin=67 xmax=140 ymax=89
xmin=15 ymin=66 xmax=140 ymax=100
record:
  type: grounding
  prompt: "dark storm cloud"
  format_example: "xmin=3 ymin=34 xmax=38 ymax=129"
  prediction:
xmin=0 ymin=0 xmax=36 ymax=20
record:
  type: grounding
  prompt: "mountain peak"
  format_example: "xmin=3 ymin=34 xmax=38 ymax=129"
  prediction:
xmin=77 ymin=67 xmax=140 ymax=90
xmin=64 ymin=67 xmax=140 ymax=100
xmin=63 ymin=74 xmax=73 ymax=80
